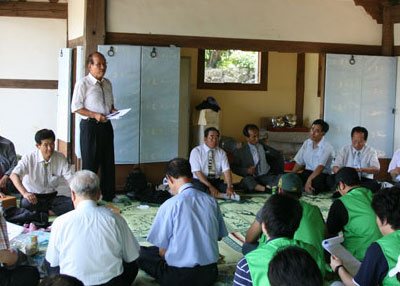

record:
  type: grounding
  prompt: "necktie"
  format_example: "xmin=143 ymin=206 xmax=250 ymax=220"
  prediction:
xmin=208 ymin=149 xmax=216 ymax=179
xmin=354 ymin=150 xmax=361 ymax=179
xmin=43 ymin=162 xmax=49 ymax=188
xmin=98 ymin=81 xmax=106 ymax=106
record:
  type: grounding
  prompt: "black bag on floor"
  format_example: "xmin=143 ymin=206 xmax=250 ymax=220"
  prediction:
xmin=124 ymin=168 xmax=171 ymax=204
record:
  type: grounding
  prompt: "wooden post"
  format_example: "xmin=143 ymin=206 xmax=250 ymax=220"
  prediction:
xmin=382 ymin=5 xmax=394 ymax=56
xmin=296 ymin=53 xmax=305 ymax=126
xmin=318 ymin=53 xmax=326 ymax=119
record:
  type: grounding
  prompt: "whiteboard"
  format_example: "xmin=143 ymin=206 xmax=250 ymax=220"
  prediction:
xmin=324 ymin=54 xmax=396 ymax=158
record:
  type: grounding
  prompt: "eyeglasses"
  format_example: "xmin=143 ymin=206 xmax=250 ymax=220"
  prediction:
xmin=93 ymin=63 xmax=107 ymax=68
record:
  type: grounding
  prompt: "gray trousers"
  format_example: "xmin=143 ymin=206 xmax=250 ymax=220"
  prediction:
xmin=241 ymin=173 xmax=279 ymax=192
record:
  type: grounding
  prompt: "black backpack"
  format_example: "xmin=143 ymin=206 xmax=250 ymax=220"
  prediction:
xmin=124 ymin=168 xmax=171 ymax=204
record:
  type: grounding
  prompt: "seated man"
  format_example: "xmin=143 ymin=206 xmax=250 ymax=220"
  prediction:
xmin=388 ymin=148 xmax=400 ymax=186
xmin=0 ymin=211 xmax=39 ymax=286
xmin=189 ymin=127 xmax=236 ymax=199
xmin=0 ymin=134 xmax=18 ymax=197
xmin=45 ymin=170 xmax=140 ymax=286
xmin=332 ymin=126 xmax=381 ymax=193
xmin=330 ymin=187 xmax=400 ymax=285
xmin=326 ymin=167 xmax=382 ymax=261
xmin=138 ymin=158 xmax=228 ymax=286
xmin=292 ymin=119 xmax=334 ymax=195
xmin=233 ymin=194 xmax=325 ymax=286
xmin=10 ymin=129 xmax=73 ymax=216
xmin=231 ymin=124 xmax=281 ymax=193
xmin=268 ymin=246 xmax=323 ymax=286
xmin=243 ymin=173 xmax=325 ymax=262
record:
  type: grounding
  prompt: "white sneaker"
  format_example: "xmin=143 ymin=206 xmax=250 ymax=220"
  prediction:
xmin=221 ymin=193 xmax=240 ymax=201
xmin=111 ymin=197 xmax=123 ymax=203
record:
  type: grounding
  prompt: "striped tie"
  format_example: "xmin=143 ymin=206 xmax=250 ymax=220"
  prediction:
xmin=98 ymin=81 xmax=106 ymax=106
xmin=43 ymin=162 xmax=49 ymax=188
xmin=208 ymin=149 xmax=216 ymax=179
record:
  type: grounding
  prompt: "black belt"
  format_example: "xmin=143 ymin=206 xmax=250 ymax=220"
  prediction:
xmin=84 ymin=118 xmax=109 ymax=124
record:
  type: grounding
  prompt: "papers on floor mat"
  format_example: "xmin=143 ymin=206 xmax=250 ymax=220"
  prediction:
xmin=106 ymin=108 xmax=131 ymax=120
xmin=322 ymin=236 xmax=361 ymax=276
xmin=6 ymin=222 xmax=24 ymax=241
xmin=137 ymin=205 xmax=149 ymax=210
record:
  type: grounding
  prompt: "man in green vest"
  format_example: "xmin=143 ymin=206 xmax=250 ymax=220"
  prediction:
xmin=326 ymin=167 xmax=382 ymax=261
xmin=233 ymin=194 xmax=325 ymax=286
xmin=243 ymin=173 xmax=325 ymax=263
xmin=330 ymin=187 xmax=400 ymax=285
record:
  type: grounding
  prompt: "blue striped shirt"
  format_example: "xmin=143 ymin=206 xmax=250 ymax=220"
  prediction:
xmin=233 ymin=257 xmax=253 ymax=286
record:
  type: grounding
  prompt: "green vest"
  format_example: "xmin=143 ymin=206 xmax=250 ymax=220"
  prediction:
xmin=246 ymin=237 xmax=324 ymax=286
xmin=259 ymin=200 xmax=325 ymax=259
xmin=339 ymin=187 xmax=382 ymax=261
xmin=376 ymin=230 xmax=400 ymax=286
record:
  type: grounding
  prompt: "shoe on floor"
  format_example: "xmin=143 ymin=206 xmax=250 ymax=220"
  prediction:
xmin=111 ymin=197 xmax=124 ymax=203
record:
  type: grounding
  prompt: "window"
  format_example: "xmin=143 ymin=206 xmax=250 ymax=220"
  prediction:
xmin=197 ymin=49 xmax=268 ymax=90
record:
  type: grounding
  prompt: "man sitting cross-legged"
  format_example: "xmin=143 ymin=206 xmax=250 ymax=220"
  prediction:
xmin=189 ymin=127 xmax=237 ymax=199
xmin=292 ymin=119 xmax=334 ymax=195
xmin=231 ymin=124 xmax=281 ymax=193
xmin=331 ymin=186 xmax=400 ymax=285
xmin=45 ymin=170 xmax=140 ymax=286
xmin=138 ymin=158 xmax=228 ymax=286
xmin=327 ymin=167 xmax=382 ymax=261
xmin=10 ymin=129 xmax=73 ymax=216
xmin=0 ymin=134 xmax=18 ymax=198
xmin=242 ymin=173 xmax=325 ymax=264
xmin=233 ymin=194 xmax=325 ymax=286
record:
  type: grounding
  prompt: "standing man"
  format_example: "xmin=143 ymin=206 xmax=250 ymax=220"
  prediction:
xmin=0 ymin=135 xmax=18 ymax=197
xmin=45 ymin=170 xmax=140 ymax=286
xmin=138 ymin=158 xmax=228 ymax=285
xmin=71 ymin=52 xmax=120 ymax=203
xmin=231 ymin=124 xmax=281 ymax=193
xmin=332 ymin=126 xmax=380 ymax=192
xmin=292 ymin=119 xmax=334 ymax=195
xmin=10 ymin=129 xmax=73 ymax=216
xmin=189 ymin=127 xmax=236 ymax=199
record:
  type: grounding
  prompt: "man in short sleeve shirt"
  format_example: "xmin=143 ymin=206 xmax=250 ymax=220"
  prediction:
xmin=292 ymin=119 xmax=334 ymax=195
xmin=189 ymin=127 xmax=236 ymax=199
xmin=71 ymin=52 xmax=120 ymax=203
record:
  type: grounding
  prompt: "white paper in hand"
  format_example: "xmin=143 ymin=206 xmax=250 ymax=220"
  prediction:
xmin=322 ymin=236 xmax=361 ymax=276
xmin=106 ymin=108 xmax=131 ymax=120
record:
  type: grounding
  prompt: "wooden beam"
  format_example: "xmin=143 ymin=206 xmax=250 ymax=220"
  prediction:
xmin=68 ymin=36 xmax=85 ymax=49
xmin=106 ymin=32 xmax=382 ymax=55
xmin=0 ymin=79 xmax=58 ymax=89
xmin=318 ymin=53 xmax=326 ymax=119
xmin=389 ymin=4 xmax=400 ymax=22
xmin=0 ymin=2 xmax=67 ymax=19
xmin=382 ymin=5 xmax=394 ymax=56
xmin=296 ymin=53 xmax=305 ymax=126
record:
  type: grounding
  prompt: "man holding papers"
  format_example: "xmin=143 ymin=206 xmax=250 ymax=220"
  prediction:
xmin=330 ymin=187 xmax=400 ymax=285
xmin=71 ymin=52 xmax=121 ymax=203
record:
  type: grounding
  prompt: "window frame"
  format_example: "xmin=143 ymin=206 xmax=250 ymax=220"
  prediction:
xmin=197 ymin=49 xmax=268 ymax=91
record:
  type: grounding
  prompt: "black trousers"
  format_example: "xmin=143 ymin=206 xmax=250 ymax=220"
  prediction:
xmin=80 ymin=119 xmax=116 ymax=201
xmin=192 ymin=178 xmax=227 ymax=194
xmin=138 ymin=246 xmax=218 ymax=286
xmin=0 ymin=265 xmax=39 ymax=286
xmin=20 ymin=192 xmax=73 ymax=216
xmin=298 ymin=170 xmax=329 ymax=195
xmin=241 ymin=173 xmax=280 ymax=192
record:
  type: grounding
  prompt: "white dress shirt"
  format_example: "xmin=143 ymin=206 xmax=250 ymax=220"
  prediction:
xmin=294 ymin=137 xmax=334 ymax=174
xmin=334 ymin=144 xmax=380 ymax=179
xmin=12 ymin=150 xmax=72 ymax=194
xmin=189 ymin=144 xmax=230 ymax=179
xmin=46 ymin=200 xmax=140 ymax=286
xmin=388 ymin=149 xmax=400 ymax=182
xmin=71 ymin=73 xmax=114 ymax=118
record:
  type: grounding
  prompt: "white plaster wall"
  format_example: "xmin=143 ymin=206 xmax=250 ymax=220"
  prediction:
xmin=68 ymin=0 xmax=85 ymax=40
xmin=0 ymin=17 xmax=66 ymax=155
xmin=0 ymin=89 xmax=58 ymax=156
xmin=107 ymin=0 xmax=381 ymax=45
xmin=0 ymin=17 xmax=66 ymax=79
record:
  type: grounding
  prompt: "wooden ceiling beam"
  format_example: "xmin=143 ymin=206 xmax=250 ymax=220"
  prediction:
xmin=0 ymin=2 xmax=67 ymax=19
xmin=389 ymin=4 xmax=400 ymax=22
